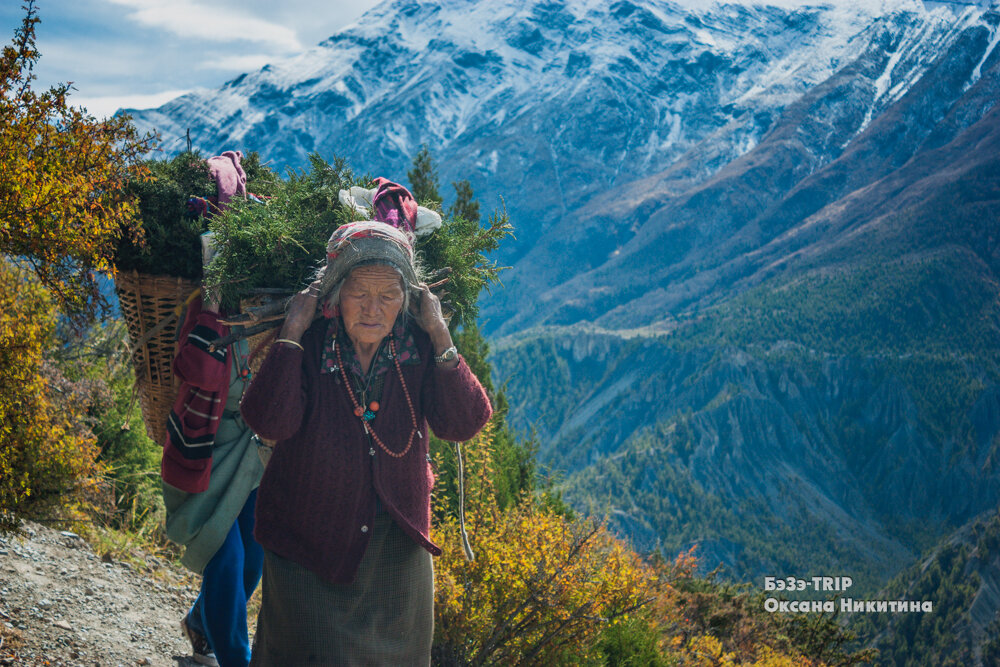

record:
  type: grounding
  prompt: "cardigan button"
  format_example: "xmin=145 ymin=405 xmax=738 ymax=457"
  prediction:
xmin=369 ymin=447 xmax=376 ymax=457
xmin=361 ymin=525 xmax=369 ymax=533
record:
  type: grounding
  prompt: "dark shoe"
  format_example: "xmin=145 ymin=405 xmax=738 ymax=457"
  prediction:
xmin=181 ymin=614 xmax=219 ymax=667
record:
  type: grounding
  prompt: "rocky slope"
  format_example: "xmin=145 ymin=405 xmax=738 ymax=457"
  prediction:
xmin=851 ymin=510 xmax=1000 ymax=665
xmin=0 ymin=522 xmax=202 ymax=666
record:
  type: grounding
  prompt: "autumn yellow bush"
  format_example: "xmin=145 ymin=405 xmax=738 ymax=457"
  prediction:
xmin=0 ymin=1 xmax=151 ymax=532
xmin=434 ymin=504 xmax=657 ymax=665
xmin=0 ymin=261 xmax=105 ymax=529
xmin=431 ymin=424 xmax=656 ymax=665
xmin=1 ymin=1 xmax=150 ymax=322
xmin=430 ymin=424 xmax=871 ymax=666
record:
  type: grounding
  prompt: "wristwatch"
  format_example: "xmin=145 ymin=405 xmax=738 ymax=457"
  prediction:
xmin=434 ymin=346 xmax=458 ymax=364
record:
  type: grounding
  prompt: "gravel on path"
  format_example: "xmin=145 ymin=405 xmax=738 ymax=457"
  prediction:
xmin=1 ymin=520 xmax=204 ymax=667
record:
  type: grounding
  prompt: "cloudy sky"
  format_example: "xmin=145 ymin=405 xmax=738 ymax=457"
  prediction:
xmin=0 ymin=0 xmax=383 ymax=118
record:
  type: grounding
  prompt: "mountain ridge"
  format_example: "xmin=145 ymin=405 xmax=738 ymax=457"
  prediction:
xmin=483 ymin=4 xmax=1000 ymax=335
xmin=127 ymin=0 xmax=928 ymax=267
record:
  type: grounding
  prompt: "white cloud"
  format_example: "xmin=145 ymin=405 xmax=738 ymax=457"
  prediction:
xmin=104 ymin=0 xmax=303 ymax=52
xmin=71 ymin=88 xmax=195 ymax=118
xmin=200 ymin=54 xmax=274 ymax=72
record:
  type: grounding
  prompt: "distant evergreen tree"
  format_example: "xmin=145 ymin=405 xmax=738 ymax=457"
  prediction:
xmin=448 ymin=179 xmax=480 ymax=223
xmin=403 ymin=146 xmax=538 ymax=513
xmin=406 ymin=144 xmax=442 ymax=209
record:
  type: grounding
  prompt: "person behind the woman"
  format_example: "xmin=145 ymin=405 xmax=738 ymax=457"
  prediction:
xmin=160 ymin=243 xmax=265 ymax=667
xmin=240 ymin=221 xmax=493 ymax=664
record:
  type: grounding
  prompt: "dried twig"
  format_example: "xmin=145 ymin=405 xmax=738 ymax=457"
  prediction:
xmin=207 ymin=311 xmax=329 ymax=351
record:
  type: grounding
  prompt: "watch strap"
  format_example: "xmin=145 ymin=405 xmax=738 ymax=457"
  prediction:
xmin=434 ymin=345 xmax=458 ymax=363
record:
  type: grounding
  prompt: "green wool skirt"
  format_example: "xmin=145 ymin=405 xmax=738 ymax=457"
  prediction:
xmin=250 ymin=509 xmax=434 ymax=666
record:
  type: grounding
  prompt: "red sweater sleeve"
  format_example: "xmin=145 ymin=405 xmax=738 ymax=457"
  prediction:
xmin=173 ymin=300 xmax=229 ymax=390
xmin=422 ymin=355 xmax=493 ymax=442
xmin=240 ymin=341 xmax=307 ymax=441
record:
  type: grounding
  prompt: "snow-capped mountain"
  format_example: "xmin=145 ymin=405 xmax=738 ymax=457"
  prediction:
xmin=129 ymin=0 xmax=968 ymax=265
xmin=484 ymin=0 xmax=1000 ymax=335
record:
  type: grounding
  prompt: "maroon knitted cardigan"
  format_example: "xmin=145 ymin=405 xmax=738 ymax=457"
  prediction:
xmin=240 ymin=318 xmax=492 ymax=584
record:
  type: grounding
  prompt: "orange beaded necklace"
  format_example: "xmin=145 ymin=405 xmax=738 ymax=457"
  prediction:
xmin=335 ymin=338 xmax=419 ymax=459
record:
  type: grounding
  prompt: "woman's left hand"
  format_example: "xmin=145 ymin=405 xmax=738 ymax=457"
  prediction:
xmin=413 ymin=283 xmax=449 ymax=340
xmin=413 ymin=284 xmax=456 ymax=365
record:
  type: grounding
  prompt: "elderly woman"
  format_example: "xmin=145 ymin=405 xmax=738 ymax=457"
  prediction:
xmin=240 ymin=221 xmax=493 ymax=664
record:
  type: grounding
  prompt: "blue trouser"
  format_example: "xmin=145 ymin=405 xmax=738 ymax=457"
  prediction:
xmin=188 ymin=489 xmax=264 ymax=667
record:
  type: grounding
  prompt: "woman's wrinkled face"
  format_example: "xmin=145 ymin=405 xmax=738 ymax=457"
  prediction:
xmin=340 ymin=264 xmax=405 ymax=348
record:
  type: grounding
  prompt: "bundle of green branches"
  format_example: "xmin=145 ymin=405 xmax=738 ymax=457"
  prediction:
xmin=415 ymin=201 xmax=510 ymax=329
xmin=205 ymin=152 xmax=512 ymax=329
xmin=114 ymin=151 xmax=212 ymax=278
xmin=114 ymin=151 xmax=280 ymax=278
xmin=204 ymin=154 xmax=358 ymax=312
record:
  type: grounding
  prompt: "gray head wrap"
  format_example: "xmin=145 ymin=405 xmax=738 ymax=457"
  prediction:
xmin=316 ymin=220 xmax=419 ymax=302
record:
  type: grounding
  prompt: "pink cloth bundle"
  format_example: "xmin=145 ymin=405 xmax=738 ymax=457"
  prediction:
xmin=371 ymin=177 xmax=418 ymax=233
xmin=206 ymin=150 xmax=247 ymax=209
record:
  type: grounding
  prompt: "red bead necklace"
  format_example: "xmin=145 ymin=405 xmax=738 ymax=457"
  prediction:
xmin=336 ymin=338 xmax=419 ymax=459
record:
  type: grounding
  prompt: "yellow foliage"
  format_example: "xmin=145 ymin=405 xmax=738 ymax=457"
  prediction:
xmin=670 ymin=633 xmax=818 ymax=666
xmin=429 ymin=426 xmax=836 ymax=666
xmin=684 ymin=634 xmax=733 ymax=666
xmin=0 ymin=260 xmax=104 ymax=528
xmin=653 ymin=571 xmax=827 ymax=666
xmin=432 ymin=424 xmax=657 ymax=665
xmin=749 ymin=646 xmax=816 ymax=667
xmin=0 ymin=1 xmax=151 ymax=321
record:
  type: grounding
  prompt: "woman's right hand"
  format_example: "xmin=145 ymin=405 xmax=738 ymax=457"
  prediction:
xmin=279 ymin=280 xmax=322 ymax=341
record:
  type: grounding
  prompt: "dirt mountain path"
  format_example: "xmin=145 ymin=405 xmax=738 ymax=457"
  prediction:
xmin=1 ymin=520 xmax=203 ymax=666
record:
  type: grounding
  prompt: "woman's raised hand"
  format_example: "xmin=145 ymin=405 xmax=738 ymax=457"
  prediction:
xmin=280 ymin=280 xmax=322 ymax=341
xmin=413 ymin=284 xmax=456 ymax=366
xmin=413 ymin=284 xmax=448 ymax=338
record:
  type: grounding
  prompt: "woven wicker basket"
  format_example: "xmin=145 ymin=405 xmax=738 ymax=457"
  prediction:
xmin=116 ymin=271 xmax=201 ymax=446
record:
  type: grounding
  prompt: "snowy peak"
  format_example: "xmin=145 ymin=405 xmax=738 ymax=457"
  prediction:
xmin=131 ymin=0 xmax=889 ymax=153
xmin=126 ymin=0 xmax=1000 ymax=287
